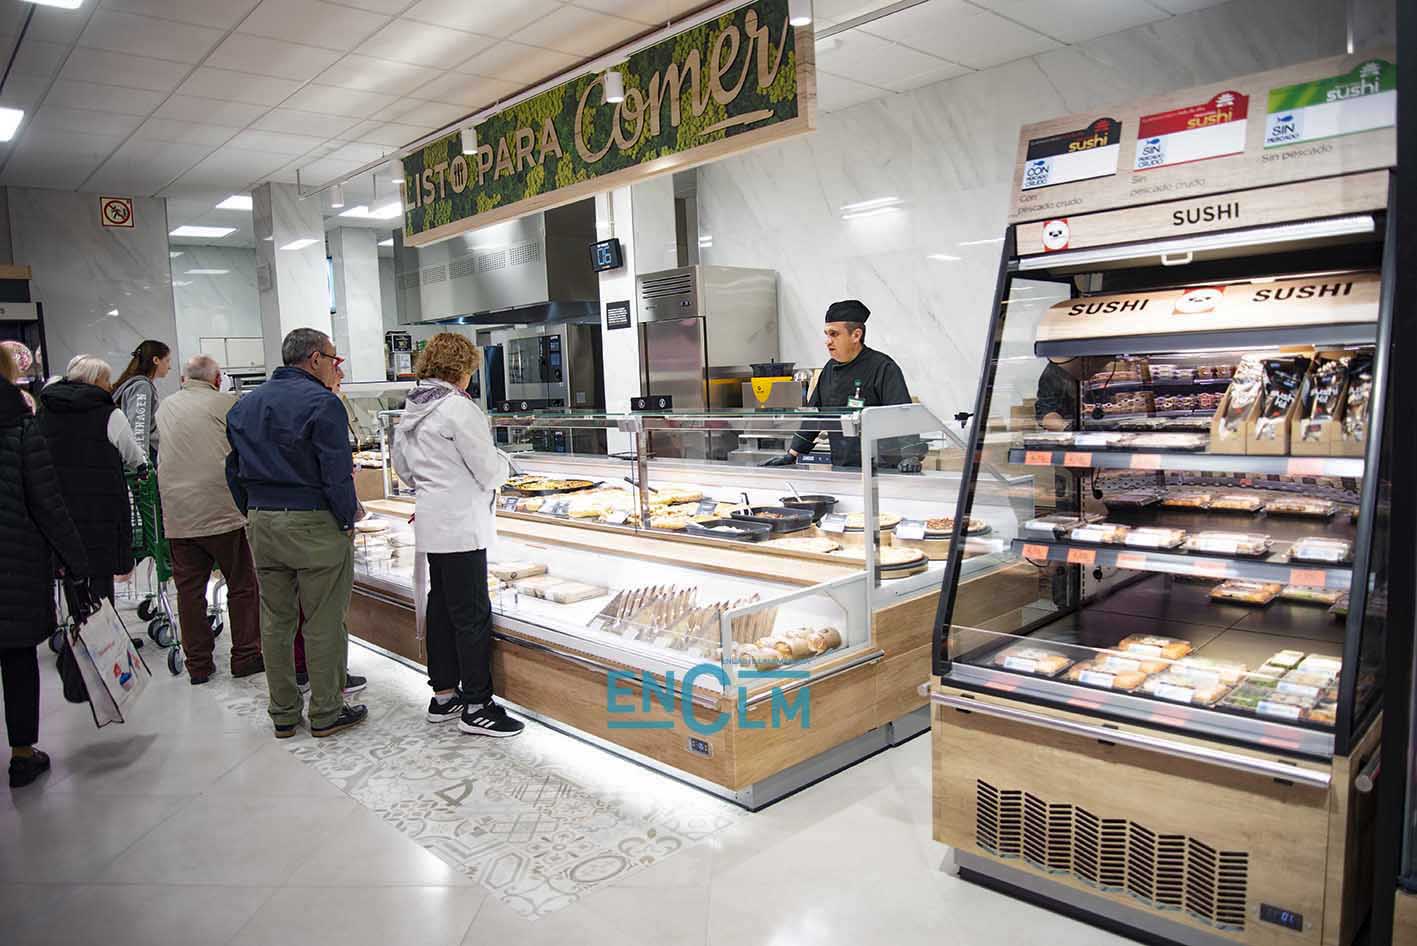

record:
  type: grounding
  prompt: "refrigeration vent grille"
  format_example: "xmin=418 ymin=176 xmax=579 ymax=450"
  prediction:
xmin=639 ymin=273 xmax=695 ymax=299
xmin=973 ymin=781 xmax=1248 ymax=931
xmin=509 ymin=241 xmax=540 ymax=267
xmin=477 ymin=250 xmax=507 ymax=273
xmin=421 ymin=265 xmax=447 ymax=286
xmin=448 ymin=255 xmax=477 ymax=280
xmin=398 ymin=272 xmax=420 ymax=291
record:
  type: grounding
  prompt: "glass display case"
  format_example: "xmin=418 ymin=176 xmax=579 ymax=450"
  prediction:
xmin=341 ymin=380 xmax=411 ymax=450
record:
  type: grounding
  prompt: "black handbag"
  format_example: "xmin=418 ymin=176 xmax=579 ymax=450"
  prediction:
xmin=55 ymin=634 xmax=90 ymax=704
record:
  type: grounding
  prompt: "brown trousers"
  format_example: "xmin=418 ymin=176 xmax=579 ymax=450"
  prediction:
xmin=169 ymin=527 xmax=262 ymax=676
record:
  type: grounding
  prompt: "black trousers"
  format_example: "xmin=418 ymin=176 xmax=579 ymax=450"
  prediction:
xmin=0 ymin=647 xmax=40 ymax=748
xmin=425 ymin=549 xmax=494 ymax=706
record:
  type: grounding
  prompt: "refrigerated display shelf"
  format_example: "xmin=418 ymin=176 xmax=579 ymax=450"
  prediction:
xmin=1011 ymin=538 xmax=1352 ymax=590
xmin=1007 ymin=447 xmax=1364 ymax=477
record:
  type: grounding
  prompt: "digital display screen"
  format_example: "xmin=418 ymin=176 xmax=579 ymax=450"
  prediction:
xmin=590 ymin=238 xmax=623 ymax=272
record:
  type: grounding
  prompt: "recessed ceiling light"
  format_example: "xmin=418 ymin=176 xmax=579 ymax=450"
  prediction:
xmin=329 ymin=183 xmax=345 ymax=209
xmin=841 ymin=206 xmax=901 ymax=221
xmin=378 ymin=238 xmax=394 ymax=247
xmin=958 ymin=237 xmax=1004 ymax=246
xmin=604 ymin=70 xmax=625 ymax=104
xmin=185 ymin=269 xmax=230 ymax=275
xmin=338 ymin=204 xmax=371 ymax=218
xmin=839 ymin=196 xmax=901 ymax=213
xmin=0 ymin=108 xmax=23 ymax=141
xmin=170 ymin=225 xmax=236 ymax=238
xmin=280 ymin=238 xmax=319 ymax=251
xmin=370 ymin=200 xmax=402 ymax=219
xmin=927 ymin=253 xmax=961 ymax=262
xmin=215 ymin=194 xmax=252 ymax=210
xmin=168 ymin=251 xmax=183 ymax=258
xmin=23 ymin=0 xmax=84 ymax=9
xmin=788 ymin=0 xmax=812 ymax=27
xmin=106 ymin=308 xmax=118 ymax=317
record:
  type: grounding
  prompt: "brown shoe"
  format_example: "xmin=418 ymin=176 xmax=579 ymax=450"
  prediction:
xmin=311 ymin=704 xmax=368 ymax=738
xmin=232 ymin=657 xmax=265 ymax=678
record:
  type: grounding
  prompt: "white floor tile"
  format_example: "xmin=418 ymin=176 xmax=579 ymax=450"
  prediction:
xmin=0 ymin=792 xmax=191 ymax=883
xmin=6 ymin=883 xmax=275 ymax=946
xmin=287 ymin=804 xmax=480 ymax=887
xmin=231 ymin=884 xmax=485 ymax=946
xmin=205 ymin=742 xmax=349 ymax=798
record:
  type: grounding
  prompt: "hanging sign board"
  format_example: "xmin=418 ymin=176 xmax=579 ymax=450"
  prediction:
xmin=1035 ymin=271 xmax=1380 ymax=349
xmin=1008 ymin=50 xmax=1395 ymax=226
xmin=403 ymin=0 xmax=815 ymax=247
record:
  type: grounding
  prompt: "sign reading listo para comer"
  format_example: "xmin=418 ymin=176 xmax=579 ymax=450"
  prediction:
xmin=402 ymin=0 xmax=814 ymax=246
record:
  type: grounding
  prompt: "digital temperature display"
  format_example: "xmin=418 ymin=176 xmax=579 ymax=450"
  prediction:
xmin=590 ymin=238 xmax=623 ymax=272
xmin=1259 ymin=904 xmax=1303 ymax=932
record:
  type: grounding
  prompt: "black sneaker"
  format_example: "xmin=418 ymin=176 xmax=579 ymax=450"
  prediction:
xmin=426 ymin=695 xmax=463 ymax=723
xmin=296 ymin=671 xmax=310 ymax=694
xmin=189 ymin=674 xmax=210 ymax=686
xmin=342 ymin=673 xmax=367 ymax=696
xmin=8 ymin=749 xmax=50 ymax=787
xmin=273 ymin=720 xmax=300 ymax=740
xmin=459 ymin=700 xmax=524 ymax=738
xmin=311 ymin=704 xmax=368 ymax=738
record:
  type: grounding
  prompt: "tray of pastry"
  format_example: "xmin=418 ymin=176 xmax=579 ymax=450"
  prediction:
xmin=1063 ymin=655 xmax=1150 ymax=691
xmin=1102 ymin=491 xmax=1161 ymax=510
xmin=501 ymin=476 xmax=601 ymax=496
xmin=1116 ymin=633 xmax=1193 ymax=663
xmin=923 ymin=516 xmax=991 ymax=536
xmin=489 ymin=560 xmax=548 ymax=581
xmin=1209 ymin=494 xmax=1266 ymax=513
xmin=1121 ymin=527 xmax=1187 ymax=549
xmin=1068 ymin=522 xmax=1131 ymax=544
xmin=1278 ymin=585 xmax=1344 ymax=606
xmin=1183 ymin=531 xmax=1273 ymax=557
xmin=1287 ymin=536 xmax=1354 ymax=564
xmin=991 ymin=643 xmax=1076 ymax=678
xmin=1161 ymin=492 xmax=1212 ymax=510
xmin=1263 ymin=497 xmax=1339 ymax=518
xmin=1208 ymin=580 xmax=1282 ymax=605
xmin=1139 ymin=667 xmax=1237 ymax=707
xmin=1124 ymin=432 xmax=1211 ymax=451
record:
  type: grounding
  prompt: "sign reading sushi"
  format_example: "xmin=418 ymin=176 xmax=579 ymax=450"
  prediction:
xmin=1264 ymin=59 xmax=1395 ymax=148
xmin=1021 ymin=117 xmax=1122 ymax=191
xmin=1134 ymin=91 xmax=1248 ymax=171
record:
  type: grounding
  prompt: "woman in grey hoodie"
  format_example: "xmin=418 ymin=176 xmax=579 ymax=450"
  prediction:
xmin=112 ymin=340 xmax=171 ymax=462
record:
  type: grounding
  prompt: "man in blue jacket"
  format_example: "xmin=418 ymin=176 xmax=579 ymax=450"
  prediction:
xmin=226 ymin=328 xmax=366 ymax=739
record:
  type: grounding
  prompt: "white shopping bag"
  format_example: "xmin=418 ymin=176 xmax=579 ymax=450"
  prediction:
xmin=70 ymin=601 xmax=151 ymax=727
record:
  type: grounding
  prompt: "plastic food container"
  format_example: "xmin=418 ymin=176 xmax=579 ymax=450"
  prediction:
xmin=1023 ymin=514 xmax=1094 ymax=538
xmin=1069 ymin=523 xmax=1130 ymax=544
xmin=1063 ymin=655 xmax=1149 ymax=690
xmin=1140 ymin=670 xmax=1233 ymax=706
xmin=1288 ymin=537 xmax=1353 ymax=564
xmin=1126 ymin=432 xmax=1210 ymax=451
xmin=1279 ymin=586 xmax=1343 ymax=606
xmin=1162 ymin=492 xmax=1212 ymax=509
xmin=1117 ymin=634 xmax=1192 ymax=661
xmin=1184 ymin=532 xmax=1273 ymax=556
xmin=1022 ymin=431 xmax=1075 ymax=448
xmin=1263 ymin=497 xmax=1339 ymax=518
xmin=1123 ymin=527 xmax=1187 ymax=549
xmin=1210 ymin=494 xmax=1265 ymax=513
xmin=1103 ymin=491 xmax=1161 ymax=510
xmin=1209 ymin=580 xmax=1282 ymax=605
xmin=991 ymin=645 xmax=1075 ymax=677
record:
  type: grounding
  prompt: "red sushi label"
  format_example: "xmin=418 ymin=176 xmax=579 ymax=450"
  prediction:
xmin=1138 ymin=91 xmax=1249 ymax=138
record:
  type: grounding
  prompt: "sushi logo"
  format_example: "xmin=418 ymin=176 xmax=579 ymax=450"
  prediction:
xmin=1216 ymin=92 xmax=1236 ymax=107
xmin=1173 ymin=286 xmax=1224 ymax=316
xmin=606 ymin=665 xmax=812 ymax=733
xmin=1041 ymin=218 xmax=1070 ymax=252
xmin=1023 ymin=158 xmax=1050 ymax=188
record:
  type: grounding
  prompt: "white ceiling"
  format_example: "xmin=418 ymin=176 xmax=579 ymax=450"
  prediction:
xmin=0 ymin=0 xmax=1234 ymax=246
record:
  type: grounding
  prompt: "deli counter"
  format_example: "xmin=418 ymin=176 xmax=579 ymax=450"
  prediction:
xmin=348 ymin=405 xmax=1033 ymax=808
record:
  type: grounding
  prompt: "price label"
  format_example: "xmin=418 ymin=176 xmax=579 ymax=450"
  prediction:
xmin=819 ymin=513 xmax=848 ymax=534
xmin=895 ymin=519 xmax=927 ymax=541
xmin=696 ymin=498 xmax=718 ymax=516
xmin=1154 ymin=683 xmax=1195 ymax=704
xmin=1116 ymin=552 xmax=1148 ymax=570
xmin=500 ymin=496 xmax=520 ymax=511
xmin=604 ymin=509 xmax=630 ymax=525
xmin=1257 ymin=701 xmax=1303 ymax=720
xmin=1286 ymin=458 xmax=1324 ymax=476
xmin=1062 ymin=451 xmax=1093 ymax=468
xmin=1079 ymin=670 xmax=1116 ymax=689
xmin=1289 ymin=568 xmax=1326 ymax=587
xmin=1195 ymin=559 xmax=1229 ymax=576
xmin=1277 ymin=681 xmax=1321 ymax=699
xmin=1023 ymin=450 xmax=1052 ymax=465
xmin=547 ymin=499 xmax=571 ymax=517
xmin=1129 ymin=644 xmax=1164 ymax=658
xmin=1128 ymin=454 xmax=1162 ymax=470
xmin=1021 ymin=543 xmax=1050 ymax=561
xmin=1067 ymin=547 xmax=1096 ymax=565
xmin=1003 ymin=656 xmax=1038 ymax=673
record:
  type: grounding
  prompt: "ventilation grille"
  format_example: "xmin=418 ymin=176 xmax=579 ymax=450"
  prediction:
xmin=509 ymin=241 xmax=540 ymax=266
xmin=477 ymin=249 xmax=507 ymax=273
xmin=974 ymin=781 xmax=1248 ymax=931
xmin=398 ymin=272 xmax=420 ymax=291
xmin=639 ymin=272 xmax=695 ymax=300
xmin=448 ymin=255 xmax=477 ymax=280
xmin=421 ymin=265 xmax=447 ymax=286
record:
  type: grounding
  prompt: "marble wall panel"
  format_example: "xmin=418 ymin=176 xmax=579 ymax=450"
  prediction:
xmin=697 ymin=0 xmax=1379 ymax=426
xmin=171 ymin=245 xmax=261 ymax=373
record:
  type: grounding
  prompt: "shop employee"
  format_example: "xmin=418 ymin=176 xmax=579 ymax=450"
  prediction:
xmin=764 ymin=300 xmax=925 ymax=472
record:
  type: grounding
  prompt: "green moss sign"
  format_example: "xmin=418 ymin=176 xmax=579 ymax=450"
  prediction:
xmin=402 ymin=0 xmax=814 ymax=246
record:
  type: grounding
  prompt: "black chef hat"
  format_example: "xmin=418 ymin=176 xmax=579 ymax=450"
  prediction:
xmin=825 ymin=299 xmax=870 ymax=323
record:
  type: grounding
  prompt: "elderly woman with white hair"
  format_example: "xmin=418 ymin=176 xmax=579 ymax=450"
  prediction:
xmin=38 ymin=354 xmax=146 ymax=605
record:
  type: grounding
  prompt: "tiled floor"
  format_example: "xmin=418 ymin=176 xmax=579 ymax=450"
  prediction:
xmin=0 ymin=600 xmax=1136 ymax=946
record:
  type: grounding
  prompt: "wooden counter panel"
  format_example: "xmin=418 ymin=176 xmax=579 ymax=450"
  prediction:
xmin=348 ymin=590 xmax=421 ymax=664
xmin=1324 ymin=716 xmax=1381 ymax=946
xmin=1395 ymin=890 xmax=1417 ymax=946
xmin=874 ymin=643 xmax=931 ymax=725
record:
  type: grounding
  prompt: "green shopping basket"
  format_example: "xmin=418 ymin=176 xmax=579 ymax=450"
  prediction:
xmin=127 ymin=471 xmax=172 ymax=584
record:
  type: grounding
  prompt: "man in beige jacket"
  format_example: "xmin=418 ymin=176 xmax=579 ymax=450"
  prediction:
xmin=155 ymin=355 xmax=262 ymax=683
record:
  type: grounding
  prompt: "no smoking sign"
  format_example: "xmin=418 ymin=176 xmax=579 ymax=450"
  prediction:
xmin=100 ymin=196 xmax=133 ymax=228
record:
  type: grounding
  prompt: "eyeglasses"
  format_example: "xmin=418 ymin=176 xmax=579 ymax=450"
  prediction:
xmin=317 ymin=349 xmax=345 ymax=368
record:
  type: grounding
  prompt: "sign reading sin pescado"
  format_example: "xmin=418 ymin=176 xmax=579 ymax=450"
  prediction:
xmin=401 ymin=0 xmax=812 ymax=246
xmin=1021 ymin=117 xmax=1122 ymax=191
xmin=1134 ymin=91 xmax=1248 ymax=171
xmin=1265 ymin=59 xmax=1395 ymax=148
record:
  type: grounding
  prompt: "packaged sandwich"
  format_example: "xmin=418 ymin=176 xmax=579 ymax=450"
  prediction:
xmin=1123 ymin=527 xmax=1187 ymax=549
xmin=1296 ymin=654 xmax=1343 ymax=676
xmin=1064 ymin=655 xmax=1149 ymax=690
xmin=1069 ymin=523 xmax=1130 ymax=544
xmin=1162 ymin=492 xmax=1212 ymax=509
xmin=1117 ymin=634 xmax=1192 ymax=661
xmin=1209 ymin=580 xmax=1282 ymax=605
xmin=1254 ymin=688 xmax=1320 ymax=720
xmin=1219 ymin=679 xmax=1278 ymax=712
xmin=1307 ymin=701 xmax=1338 ymax=725
xmin=1022 ymin=514 xmax=1093 ymax=538
xmin=1279 ymin=586 xmax=1343 ymax=606
xmin=1288 ymin=537 xmax=1353 ymax=564
xmin=1264 ymin=497 xmax=1338 ymax=518
xmin=1141 ymin=669 xmax=1233 ymax=706
xmin=1126 ymin=432 xmax=1210 ymax=451
xmin=1265 ymin=650 xmax=1308 ymax=670
xmin=1103 ymin=491 xmax=1161 ymax=510
xmin=1184 ymin=531 xmax=1273 ymax=556
xmin=1171 ymin=657 xmax=1248 ymax=685
xmin=1209 ymin=494 xmax=1265 ymax=513
xmin=993 ymin=645 xmax=1075 ymax=677
xmin=1330 ymin=593 xmax=1350 ymax=617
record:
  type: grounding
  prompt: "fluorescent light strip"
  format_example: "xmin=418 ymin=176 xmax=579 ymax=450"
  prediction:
xmin=0 ymin=107 xmax=23 ymax=142
xmin=185 ymin=269 xmax=229 ymax=275
xmin=839 ymin=196 xmax=901 ymax=213
xmin=215 ymin=194 xmax=252 ymax=210
xmin=280 ymin=238 xmax=319 ymax=251
xmin=958 ymin=237 xmax=1004 ymax=246
xmin=24 ymin=0 xmax=84 ymax=9
xmin=170 ymin=225 xmax=236 ymax=238
xmin=168 ymin=251 xmax=183 ymax=258
xmin=378 ymin=238 xmax=394 ymax=247
xmin=927 ymin=253 xmax=961 ymax=262
xmin=841 ymin=206 xmax=902 ymax=221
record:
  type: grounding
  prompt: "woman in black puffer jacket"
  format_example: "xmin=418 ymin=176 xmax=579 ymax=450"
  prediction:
xmin=0 ymin=346 xmax=89 ymax=788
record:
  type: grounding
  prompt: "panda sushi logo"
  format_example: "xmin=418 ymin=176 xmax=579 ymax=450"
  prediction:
xmin=1172 ymin=286 xmax=1224 ymax=316
xmin=1041 ymin=219 xmax=1070 ymax=252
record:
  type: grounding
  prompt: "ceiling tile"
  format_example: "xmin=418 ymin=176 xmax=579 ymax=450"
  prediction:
xmin=414 ymin=71 xmax=523 ymax=107
xmin=321 ymin=0 xmax=411 ymax=12
xmin=0 ymin=5 xmax=90 ymax=44
xmin=815 ymin=70 xmax=890 ymax=112
xmin=282 ymin=83 xmax=400 ymax=118
xmin=253 ymin=108 xmax=362 ymax=138
xmin=1149 ymin=0 xmax=1229 ymax=11
xmin=239 ymin=0 xmax=392 ymax=52
xmin=225 ymin=128 xmax=332 ymax=156
xmin=45 ymin=79 xmax=168 ymax=117
xmin=154 ymin=95 xmax=270 ymax=127
xmin=100 ymin=0 xmax=263 ymax=29
xmin=403 ymin=0 xmax=561 ymax=39
xmin=132 ymin=118 xmax=240 ymax=146
xmin=882 ymin=58 xmax=973 ymax=92
xmin=455 ymin=40 xmax=577 ymax=84
xmin=0 ymin=36 xmax=71 ymax=79
xmin=177 ymin=67 xmax=304 ymax=106
xmin=815 ymin=32 xmax=958 ymax=90
xmin=860 ymin=0 xmax=1060 ymax=70
xmin=14 ymin=125 xmax=125 ymax=161
xmin=284 ymin=155 xmax=367 ymax=183
xmin=349 ymin=121 xmax=429 ymax=147
xmin=315 ymin=55 xmax=442 ymax=97
xmin=380 ymin=99 xmax=465 ymax=126
xmin=78 ymin=9 xmax=225 ymax=63
xmin=86 ymin=139 xmax=217 ymax=196
xmin=32 ymin=104 xmax=146 ymax=138
xmin=572 ymin=0 xmax=672 ymax=27
xmin=2 ymin=150 xmax=110 ymax=190
xmin=0 ymin=76 xmax=49 ymax=114
xmin=205 ymin=33 xmax=344 ymax=81
xmin=59 ymin=48 xmax=192 ymax=91
xmin=321 ymin=140 xmax=392 ymax=163
xmin=356 ymin=19 xmax=494 ymax=68
xmin=812 ymin=0 xmax=904 ymax=27
xmin=970 ymin=0 xmax=1169 ymax=44
xmin=172 ymin=147 xmax=292 ymax=187
xmin=511 ymin=5 xmax=643 ymax=56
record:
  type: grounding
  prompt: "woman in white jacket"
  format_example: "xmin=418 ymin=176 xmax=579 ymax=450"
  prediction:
xmin=391 ymin=333 xmax=522 ymax=737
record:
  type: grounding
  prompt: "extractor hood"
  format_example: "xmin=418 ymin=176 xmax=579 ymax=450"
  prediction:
xmin=392 ymin=198 xmax=600 ymax=327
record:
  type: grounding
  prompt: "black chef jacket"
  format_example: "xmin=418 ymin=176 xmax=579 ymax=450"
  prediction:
xmin=789 ymin=346 xmax=926 ymax=468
